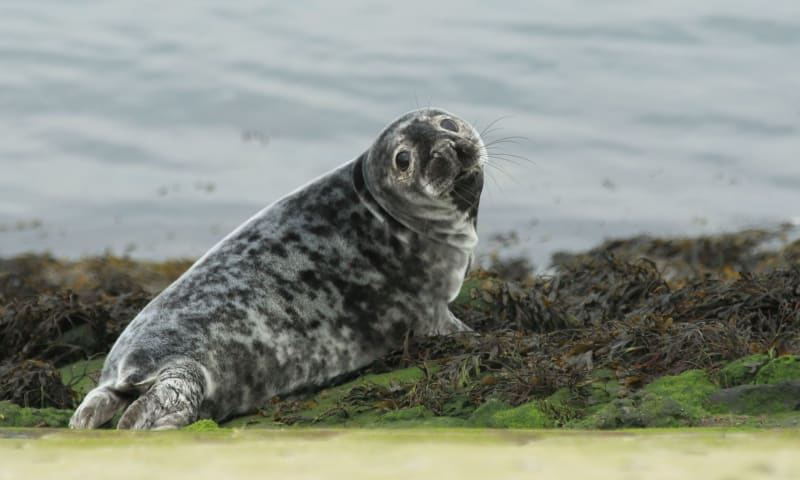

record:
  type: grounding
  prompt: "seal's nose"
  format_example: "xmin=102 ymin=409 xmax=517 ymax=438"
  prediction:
xmin=431 ymin=138 xmax=457 ymax=164
xmin=432 ymin=137 xmax=480 ymax=171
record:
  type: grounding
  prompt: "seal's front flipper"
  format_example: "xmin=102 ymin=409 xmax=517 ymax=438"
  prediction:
xmin=69 ymin=386 xmax=129 ymax=429
xmin=445 ymin=309 xmax=473 ymax=334
xmin=418 ymin=306 xmax=473 ymax=336
xmin=116 ymin=359 xmax=207 ymax=430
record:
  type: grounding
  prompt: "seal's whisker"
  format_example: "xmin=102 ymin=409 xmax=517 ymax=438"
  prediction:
xmin=483 ymin=162 xmax=522 ymax=188
xmin=485 ymin=154 xmax=524 ymax=167
xmin=452 ymin=184 xmax=482 ymax=211
xmin=483 ymin=135 xmax=530 ymax=146
xmin=486 ymin=151 xmax=535 ymax=166
xmin=483 ymin=170 xmax=501 ymax=199
xmin=480 ymin=126 xmax=524 ymax=140
xmin=484 ymin=141 xmax=524 ymax=152
xmin=479 ymin=115 xmax=514 ymax=137
xmin=481 ymin=168 xmax=500 ymax=191
xmin=483 ymin=160 xmax=515 ymax=179
xmin=450 ymin=186 xmax=475 ymax=206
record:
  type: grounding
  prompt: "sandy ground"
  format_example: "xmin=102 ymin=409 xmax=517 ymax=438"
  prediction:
xmin=0 ymin=429 xmax=798 ymax=480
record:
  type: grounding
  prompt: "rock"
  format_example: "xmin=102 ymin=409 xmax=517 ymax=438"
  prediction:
xmin=755 ymin=356 xmax=800 ymax=385
xmin=643 ymin=369 xmax=718 ymax=413
xmin=574 ymin=370 xmax=719 ymax=429
xmin=490 ymin=401 xmax=554 ymax=429
xmin=467 ymin=399 xmax=513 ymax=427
xmin=709 ymin=381 xmax=800 ymax=414
xmin=719 ymin=354 xmax=770 ymax=387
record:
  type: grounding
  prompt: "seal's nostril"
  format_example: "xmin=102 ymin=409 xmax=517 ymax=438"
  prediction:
xmin=431 ymin=139 xmax=457 ymax=161
xmin=440 ymin=118 xmax=459 ymax=132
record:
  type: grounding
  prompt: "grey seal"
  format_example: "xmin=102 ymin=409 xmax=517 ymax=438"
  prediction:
xmin=69 ymin=108 xmax=486 ymax=429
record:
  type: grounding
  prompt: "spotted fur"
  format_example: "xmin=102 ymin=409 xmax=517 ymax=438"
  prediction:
xmin=70 ymin=108 xmax=485 ymax=429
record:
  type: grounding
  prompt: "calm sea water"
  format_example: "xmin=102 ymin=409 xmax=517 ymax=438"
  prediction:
xmin=1 ymin=1 xmax=799 ymax=268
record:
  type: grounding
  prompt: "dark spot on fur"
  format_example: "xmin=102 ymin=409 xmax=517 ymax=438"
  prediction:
xmin=269 ymin=243 xmax=288 ymax=257
xmin=277 ymin=287 xmax=295 ymax=302
xmin=389 ymin=236 xmax=403 ymax=252
xmin=282 ymin=232 xmax=302 ymax=243
xmin=308 ymin=224 xmax=333 ymax=236
xmin=308 ymin=250 xmax=325 ymax=264
xmin=298 ymin=269 xmax=323 ymax=290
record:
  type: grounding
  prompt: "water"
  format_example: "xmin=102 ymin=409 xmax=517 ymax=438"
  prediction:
xmin=1 ymin=1 xmax=799 ymax=268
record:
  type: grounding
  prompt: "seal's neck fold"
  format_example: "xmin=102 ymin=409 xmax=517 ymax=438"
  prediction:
xmin=352 ymin=154 xmax=478 ymax=252
xmin=353 ymin=153 xmax=404 ymax=232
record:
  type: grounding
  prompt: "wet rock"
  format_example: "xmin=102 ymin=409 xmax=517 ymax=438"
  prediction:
xmin=755 ymin=356 xmax=800 ymax=385
xmin=574 ymin=370 xmax=718 ymax=429
xmin=489 ymin=401 xmax=554 ymax=429
xmin=719 ymin=354 xmax=770 ymax=387
xmin=467 ymin=399 xmax=513 ymax=427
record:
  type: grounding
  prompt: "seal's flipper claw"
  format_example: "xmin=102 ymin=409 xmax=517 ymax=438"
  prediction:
xmin=446 ymin=309 xmax=474 ymax=334
xmin=69 ymin=387 xmax=129 ymax=429
xmin=116 ymin=361 xmax=206 ymax=430
xmin=418 ymin=306 xmax=474 ymax=336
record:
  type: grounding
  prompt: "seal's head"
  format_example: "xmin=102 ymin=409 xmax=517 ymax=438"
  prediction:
xmin=360 ymin=108 xmax=485 ymax=248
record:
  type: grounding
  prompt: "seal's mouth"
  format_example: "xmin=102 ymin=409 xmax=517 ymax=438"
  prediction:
xmin=454 ymin=163 xmax=484 ymax=188
xmin=449 ymin=167 xmax=484 ymax=211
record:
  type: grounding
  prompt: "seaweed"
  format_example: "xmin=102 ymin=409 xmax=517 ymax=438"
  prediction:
xmin=0 ymin=255 xmax=189 ymax=408
xmin=1 ymin=227 xmax=799 ymax=424
xmin=0 ymin=360 xmax=74 ymax=409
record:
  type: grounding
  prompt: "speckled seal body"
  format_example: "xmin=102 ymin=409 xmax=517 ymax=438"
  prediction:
xmin=70 ymin=108 xmax=486 ymax=429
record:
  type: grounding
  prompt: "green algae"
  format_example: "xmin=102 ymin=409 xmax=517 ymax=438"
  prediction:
xmin=719 ymin=354 xmax=770 ymax=387
xmin=755 ymin=355 xmax=800 ymax=384
xmin=465 ymin=399 xmax=512 ymax=427
xmin=0 ymin=400 xmax=72 ymax=428
xmin=583 ymin=368 xmax=622 ymax=408
xmin=41 ymin=346 xmax=800 ymax=431
xmin=59 ymin=356 xmax=105 ymax=397
xmin=643 ymin=370 xmax=718 ymax=412
xmin=490 ymin=401 xmax=554 ymax=428
xmin=224 ymin=367 xmax=425 ymax=429
xmin=380 ymin=406 xmax=433 ymax=422
xmin=356 ymin=367 xmax=424 ymax=386
xmin=182 ymin=419 xmax=221 ymax=431
xmin=572 ymin=394 xmax=696 ymax=429
xmin=377 ymin=407 xmax=467 ymax=428
xmin=709 ymin=380 xmax=800 ymax=415
xmin=573 ymin=370 xmax=719 ymax=429
xmin=452 ymin=276 xmax=495 ymax=313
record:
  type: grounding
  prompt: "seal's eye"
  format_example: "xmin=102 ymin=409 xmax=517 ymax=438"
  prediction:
xmin=440 ymin=118 xmax=459 ymax=132
xmin=395 ymin=150 xmax=411 ymax=172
